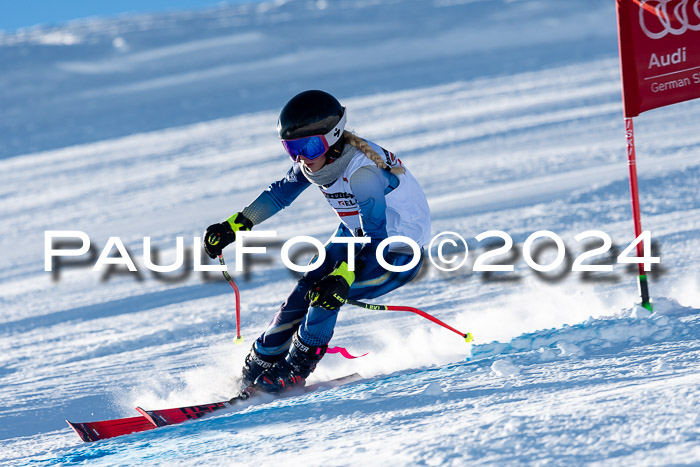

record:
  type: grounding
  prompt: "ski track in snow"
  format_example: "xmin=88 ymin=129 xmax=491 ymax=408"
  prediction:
xmin=1 ymin=0 xmax=699 ymax=465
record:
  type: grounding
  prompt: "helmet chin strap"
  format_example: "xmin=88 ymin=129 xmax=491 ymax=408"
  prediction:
xmin=326 ymin=138 xmax=346 ymax=161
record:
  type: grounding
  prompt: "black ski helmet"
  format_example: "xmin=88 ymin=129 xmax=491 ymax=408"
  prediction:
xmin=278 ymin=90 xmax=346 ymax=153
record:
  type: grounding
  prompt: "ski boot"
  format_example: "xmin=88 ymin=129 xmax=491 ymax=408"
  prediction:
xmin=254 ymin=331 xmax=327 ymax=393
xmin=240 ymin=345 xmax=284 ymax=389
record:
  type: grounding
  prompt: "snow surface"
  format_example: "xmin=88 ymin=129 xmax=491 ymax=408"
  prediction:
xmin=1 ymin=0 xmax=699 ymax=465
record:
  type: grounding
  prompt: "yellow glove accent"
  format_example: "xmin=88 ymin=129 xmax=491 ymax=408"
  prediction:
xmin=226 ymin=212 xmax=253 ymax=233
xmin=329 ymin=261 xmax=355 ymax=286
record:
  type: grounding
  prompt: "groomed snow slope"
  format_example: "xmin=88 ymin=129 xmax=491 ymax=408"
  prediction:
xmin=0 ymin=0 xmax=699 ymax=465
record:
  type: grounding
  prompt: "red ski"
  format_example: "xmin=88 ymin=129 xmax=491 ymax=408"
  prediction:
xmin=136 ymin=401 xmax=228 ymax=427
xmin=66 ymin=415 xmax=156 ymax=442
xmin=136 ymin=372 xmax=362 ymax=427
xmin=67 ymin=373 xmax=362 ymax=442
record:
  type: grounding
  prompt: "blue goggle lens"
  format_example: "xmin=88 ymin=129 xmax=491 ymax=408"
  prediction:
xmin=282 ymin=135 xmax=329 ymax=160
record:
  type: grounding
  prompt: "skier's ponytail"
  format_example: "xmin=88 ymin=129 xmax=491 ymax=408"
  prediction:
xmin=343 ymin=131 xmax=406 ymax=175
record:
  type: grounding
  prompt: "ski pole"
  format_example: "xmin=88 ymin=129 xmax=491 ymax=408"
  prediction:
xmin=347 ymin=299 xmax=473 ymax=343
xmin=218 ymin=254 xmax=244 ymax=344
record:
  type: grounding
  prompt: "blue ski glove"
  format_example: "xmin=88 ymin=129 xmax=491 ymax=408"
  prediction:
xmin=307 ymin=262 xmax=355 ymax=310
xmin=203 ymin=212 xmax=253 ymax=259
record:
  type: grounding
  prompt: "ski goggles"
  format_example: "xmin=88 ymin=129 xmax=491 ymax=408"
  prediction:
xmin=282 ymin=109 xmax=347 ymax=160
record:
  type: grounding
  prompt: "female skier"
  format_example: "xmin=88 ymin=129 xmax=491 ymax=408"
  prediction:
xmin=203 ymin=90 xmax=431 ymax=393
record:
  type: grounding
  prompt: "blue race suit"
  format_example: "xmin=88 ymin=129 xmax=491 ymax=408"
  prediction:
xmin=242 ymin=162 xmax=423 ymax=355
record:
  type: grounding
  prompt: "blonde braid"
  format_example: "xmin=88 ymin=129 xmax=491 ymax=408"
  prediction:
xmin=343 ymin=131 xmax=406 ymax=175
